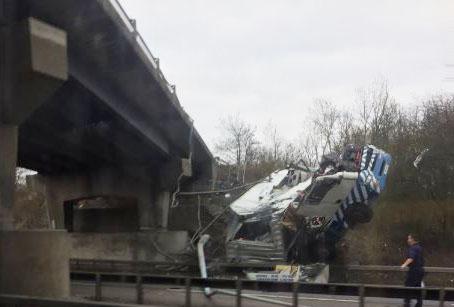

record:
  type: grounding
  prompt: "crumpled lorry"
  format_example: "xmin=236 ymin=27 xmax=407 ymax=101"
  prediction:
xmin=225 ymin=144 xmax=391 ymax=263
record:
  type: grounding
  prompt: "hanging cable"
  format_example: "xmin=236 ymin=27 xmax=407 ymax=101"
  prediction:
xmin=170 ymin=119 xmax=195 ymax=208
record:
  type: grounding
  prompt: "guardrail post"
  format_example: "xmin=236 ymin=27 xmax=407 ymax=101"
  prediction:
xmin=236 ymin=278 xmax=242 ymax=307
xmin=439 ymin=288 xmax=445 ymax=307
xmin=185 ymin=278 xmax=191 ymax=307
xmin=358 ymin=285 xmax=365 ymax=307
xmin=119 ymin=274 xmax=126 ymax=283
xmin=95 ymin=273 xmax=102 ymax=301
xmin=292 ymin=282 xmax=299 ymax=307
xmin=136 ymin=274 xmax=143 ymax=304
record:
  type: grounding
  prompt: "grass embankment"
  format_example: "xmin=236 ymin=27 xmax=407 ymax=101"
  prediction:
xmin=338 ymin=199 xmax=454 ymax=267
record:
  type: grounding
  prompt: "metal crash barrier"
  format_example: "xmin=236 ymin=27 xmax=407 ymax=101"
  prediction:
xmin=1 ymin=272 xmax=453 ymax=306
xmin=68 ymin=271 xmax=454 ymax=307
xmin=70 ymin=258 xmax=454 ymax=275
xmin=68 ymin=258 xmax=454 ymax=306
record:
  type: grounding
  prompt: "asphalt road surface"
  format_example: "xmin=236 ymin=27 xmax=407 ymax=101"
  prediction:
xmin=72 ymin=281 xmax=448 ymax=307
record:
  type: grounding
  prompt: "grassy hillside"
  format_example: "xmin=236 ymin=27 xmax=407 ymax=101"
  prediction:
xmin=338 ymin=199 xmax=454 ymax=266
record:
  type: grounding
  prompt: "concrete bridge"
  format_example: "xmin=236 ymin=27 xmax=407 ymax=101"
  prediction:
xmin=0 ymin=0 xmax=215 ymax=298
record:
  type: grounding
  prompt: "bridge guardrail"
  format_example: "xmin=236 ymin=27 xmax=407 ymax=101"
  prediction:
xmin=107 ymin=0 xmax=176 ymax=96
xmin=69 ymin=271 xmax=454 ymax=306
xmin=70 ymin=258 xmax=454 ymax=274
xmin=335 ymin=265 xmax=454 ymax=273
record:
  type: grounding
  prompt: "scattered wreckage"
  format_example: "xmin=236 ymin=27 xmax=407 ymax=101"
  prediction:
xmin=225 ymin=144 xmax=391 ymax=264
xmin=194 ymin=144 xmax=390 ymax=304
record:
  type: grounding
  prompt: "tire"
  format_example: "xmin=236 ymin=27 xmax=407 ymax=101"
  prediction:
xmin=344 ymin=204 xmax=373 ymax=227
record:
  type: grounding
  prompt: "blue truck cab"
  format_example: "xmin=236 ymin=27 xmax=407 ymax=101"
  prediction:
xmin=324 ymin=145 xmax=391 ymax=246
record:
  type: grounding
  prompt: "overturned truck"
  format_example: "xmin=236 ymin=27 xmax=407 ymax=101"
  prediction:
xmin=225 ymin=144 xmax=391 ymax=263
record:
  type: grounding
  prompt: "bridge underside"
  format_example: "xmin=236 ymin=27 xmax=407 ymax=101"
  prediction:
xmin=0 ymin=0 xmax=215 ymax=297
xmin=1 ymin=0 xmax=215 ymax=223
xmin=19 ymin=78 xmax=167 ymax=174
xmin=17 ymin=0 xmax=213 ymax=176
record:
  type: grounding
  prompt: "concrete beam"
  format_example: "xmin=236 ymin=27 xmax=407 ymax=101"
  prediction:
xmin=1 ymin=17 xmax=67 ymax=124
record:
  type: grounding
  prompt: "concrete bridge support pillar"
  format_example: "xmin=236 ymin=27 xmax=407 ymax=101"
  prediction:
xmin=0 ymin=125 xmax=18 ymax=230
xmin=157 ymin=191 xmax=171 ymax=229
xmin=0 ymin=230 xmax=70 ymax=297
xmin=0 ymin=11 xmax=69 ymax=297
xmin=0 ymin=125 xmax=70 ymax=298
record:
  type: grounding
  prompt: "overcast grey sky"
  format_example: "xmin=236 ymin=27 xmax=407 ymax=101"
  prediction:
xmin=120 ymin=0 xmax=454 ymax=149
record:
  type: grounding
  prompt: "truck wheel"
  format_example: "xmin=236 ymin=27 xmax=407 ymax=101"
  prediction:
xmin=345 ymin=204 xmax=373 ymax=227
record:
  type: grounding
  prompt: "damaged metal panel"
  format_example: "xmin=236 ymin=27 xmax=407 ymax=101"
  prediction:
xmin=226 ymin=144 xmax=391 ymax=263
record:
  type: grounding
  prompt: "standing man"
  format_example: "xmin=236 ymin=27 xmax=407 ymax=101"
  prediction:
xmin=401 ymin=233 xmax=425 ymax=307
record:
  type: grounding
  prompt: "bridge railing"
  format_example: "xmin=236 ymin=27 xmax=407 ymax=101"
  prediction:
xmin=107 ymin=0 xmax=177 ymax=96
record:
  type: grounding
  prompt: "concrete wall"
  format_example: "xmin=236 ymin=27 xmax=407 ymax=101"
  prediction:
xmin=29 ymin=167 xmax=157 ymax=229
xmin=70 ymin=230 xmax=189 ymax=261
xmin=72 ymin=207 xmax=139 ymax=232
xmin=0 ymin=230 xmax=69 ymax=297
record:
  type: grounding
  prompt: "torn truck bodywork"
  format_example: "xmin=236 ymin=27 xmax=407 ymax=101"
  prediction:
xmin=226 ymin=144 xmax=391 ymax=263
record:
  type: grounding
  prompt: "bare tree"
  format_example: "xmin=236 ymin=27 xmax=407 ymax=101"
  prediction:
xmin=241 ymin=129 xmax=259 ymax=183
xmin=301 ymin=98 xmax=342 ymax=164
xmin=369 ymin=81 xmax=398 ymax=147
xmin=355 ymin=86 xmax=374 ymax=144
xmin=262 ymin=120 xmax=284 ymax=165
xmin=298 ymin=133 xmax=321 ymax=167
xmin=335 ymin=111 xmax=355 ymax=151
xmin=281 ymin=141 xmax=301 ymax=166
xmin=311 ymin=98 xmax=340 ymax=155
xmin=355 ymin=79 xmax=398 ymax=147
xmin=215 ymin=115 xmax=258 ymax=184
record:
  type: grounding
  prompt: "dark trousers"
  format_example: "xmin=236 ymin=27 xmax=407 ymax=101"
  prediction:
xmin=404 ymin=269 xmax=424 ymax=307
